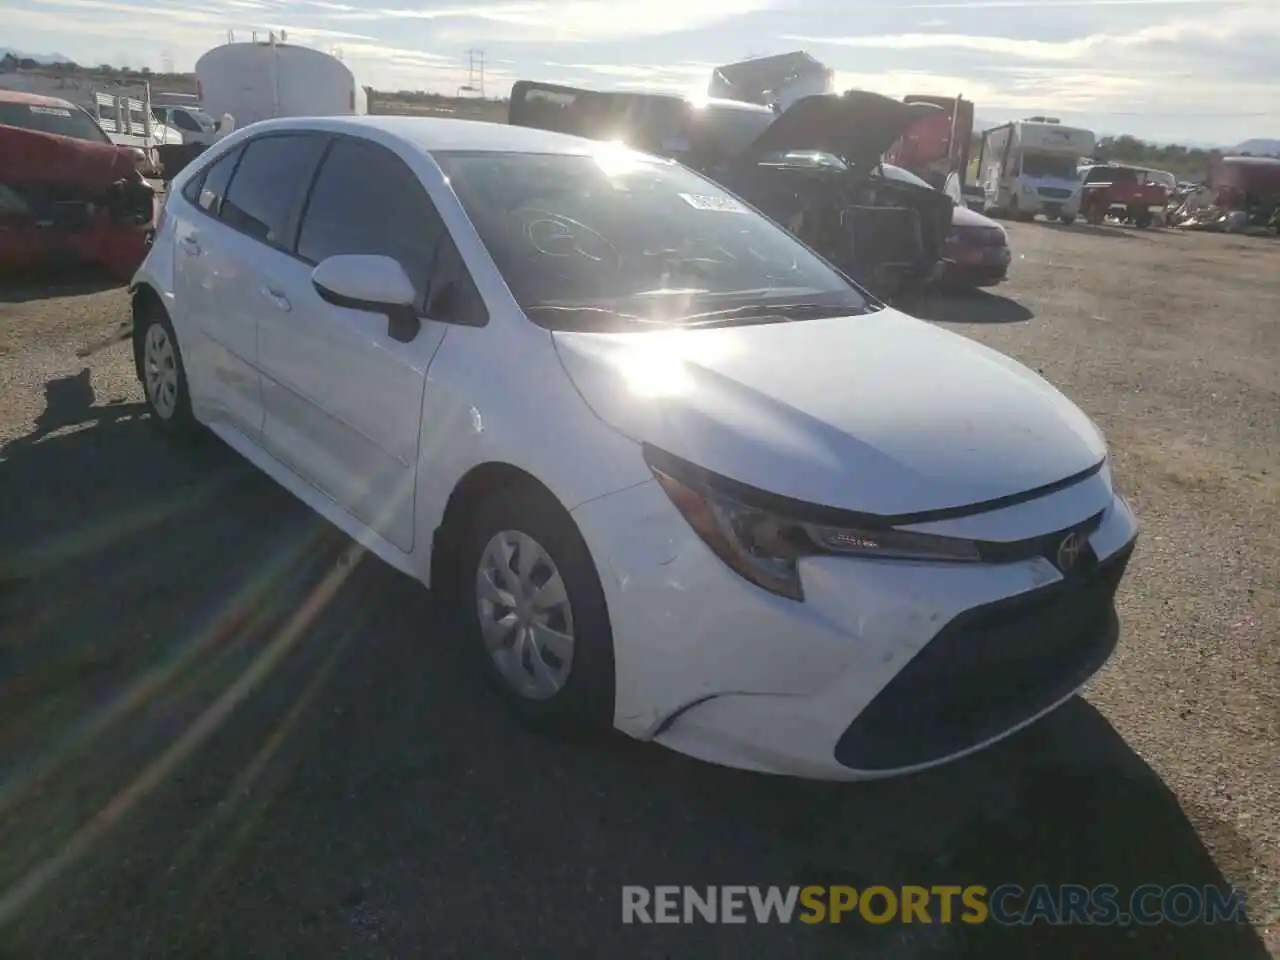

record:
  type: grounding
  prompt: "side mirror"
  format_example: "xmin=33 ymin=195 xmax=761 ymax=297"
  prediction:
xmin=312 ymin=254 xmax=420 ymax=343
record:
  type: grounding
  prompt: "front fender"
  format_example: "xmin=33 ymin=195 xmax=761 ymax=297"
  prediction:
xmin=410 ymin=313 xmax=652 ymax=584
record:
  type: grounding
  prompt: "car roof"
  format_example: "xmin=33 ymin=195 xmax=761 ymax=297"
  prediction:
xmin=238 ymin=115 xmax=615 ymax=157
xmin=0 ymin=89 xmax=79 ymax=109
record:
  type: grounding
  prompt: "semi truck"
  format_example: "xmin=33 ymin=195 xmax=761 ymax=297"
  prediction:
xmin=885 ymin=94 xmax=975 ymax=191
xmin=977 ymin=117 xmax=1096 ymax=223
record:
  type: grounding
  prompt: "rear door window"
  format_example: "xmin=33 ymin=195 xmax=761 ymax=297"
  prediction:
xmin=218 ymin=133 xmax=327 ymax=249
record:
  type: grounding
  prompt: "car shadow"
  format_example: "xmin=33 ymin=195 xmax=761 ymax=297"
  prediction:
xmin=0 ymin=385 xmax=1270 ymax=959
xmin=1035 ymin=222 xmax=1144 ymax=240
xmin=911 ymin=290 xmax=1036 ymax=325
xmin=0 ymin=266 xmax=123 ymax=304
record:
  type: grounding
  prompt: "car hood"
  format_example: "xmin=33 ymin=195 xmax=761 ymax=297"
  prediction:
xmin=737 ymin=91 xmax=945 ymax=178
xmin=950 ymin=204 xmax=1004 ymax=230
xmin=552 ymin=309 xmax=1106 ymax=518
xmin=0 ymin=124 xmax=139 ymax=191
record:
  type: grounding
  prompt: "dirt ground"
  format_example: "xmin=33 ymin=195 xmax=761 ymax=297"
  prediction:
xmin=0 ymin=221 xmax=1276 ymax=958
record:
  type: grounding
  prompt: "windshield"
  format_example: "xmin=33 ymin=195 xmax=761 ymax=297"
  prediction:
xmin=1020 ymin=153 xmax=1079 ymax=180
xmin=0 ymin=101 xmax=111 ymax=143
xmin=757 ymin=150 xmax=847 ymax=170
xmin=435 ymin=148 xmax=874 ymax=330
xmin=697 ymin=105 xmax=776 ymax=158
xmin=878 ymin=163 xmax=935 ymax=190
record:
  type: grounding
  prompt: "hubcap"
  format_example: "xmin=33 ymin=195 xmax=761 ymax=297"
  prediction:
xmin=475 ymin=530 xmax=575 ymax=700
xmin=143 ymin=324 xmax=179 ymax=420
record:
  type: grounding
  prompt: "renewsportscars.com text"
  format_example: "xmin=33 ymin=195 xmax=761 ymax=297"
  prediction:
xmin=621 ymin=884 xmax=1248 ymax=926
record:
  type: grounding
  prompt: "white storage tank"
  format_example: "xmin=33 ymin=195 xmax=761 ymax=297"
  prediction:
xmin=195 ymin=41 xmax=368 ymax=128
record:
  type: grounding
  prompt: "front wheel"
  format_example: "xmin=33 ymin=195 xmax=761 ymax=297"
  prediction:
xmin=1060 ymin=215 xmax=1077 ymax=226
xmin=459 ymin=485 xmax=616 ymax=734
xmin=135 ymin=303 xmax=200 ymax=439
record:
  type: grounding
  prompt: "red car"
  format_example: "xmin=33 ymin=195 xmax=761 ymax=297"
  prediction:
xmin=0 ymin=90 xmax=157 ymax=280
xmin=881 ymin=164 xmax=1011 ymax=288
xmin=942 ymin=203 xmax=1012 ymax=288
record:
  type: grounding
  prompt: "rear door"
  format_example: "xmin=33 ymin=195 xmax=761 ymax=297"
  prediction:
xmin=255 ymin=135 xmax=483 ymax=553
xmin=197 ymin=132 xmax=328 ymax=439
xmin=171 ymin=143 xmax=265 ymax=434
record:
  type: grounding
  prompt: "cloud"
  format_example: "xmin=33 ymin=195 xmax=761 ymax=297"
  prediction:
xmin=895 ymin=0 xmax=1246 ymax=7
xmin=307 ymin=0 xmax=784 ymax=42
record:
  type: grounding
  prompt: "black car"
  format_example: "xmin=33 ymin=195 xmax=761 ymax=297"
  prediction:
xmin=508 ymin=83 xmax=954 ymax=301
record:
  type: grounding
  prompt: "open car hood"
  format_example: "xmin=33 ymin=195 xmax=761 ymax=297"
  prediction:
xmin=0 ymin=124 xmax=139 ymax=192
xmin=737 ymin=90 xmax=945 ymax=175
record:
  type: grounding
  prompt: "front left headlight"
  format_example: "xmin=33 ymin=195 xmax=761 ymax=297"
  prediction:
xmin=647 ymin=448 xmax=980 ymax=602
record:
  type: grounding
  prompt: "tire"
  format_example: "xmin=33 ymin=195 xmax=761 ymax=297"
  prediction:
xmin=1060 ymin=215 xmax=1077 ymax=226
xmin=458 ymin=484 xmax=616 ymax=735
xmin=135 ymin=301 xmax=200 ymax=439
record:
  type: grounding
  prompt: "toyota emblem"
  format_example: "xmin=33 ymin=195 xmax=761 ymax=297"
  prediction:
xmin=1057 ymin=532 xmax=1084 ymax=571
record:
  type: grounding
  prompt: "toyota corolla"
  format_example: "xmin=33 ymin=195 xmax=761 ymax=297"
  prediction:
xmin=130 ymin=116 xmax=1138 ymax=780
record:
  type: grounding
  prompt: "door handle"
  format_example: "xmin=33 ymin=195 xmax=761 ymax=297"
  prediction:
xmin=179 ymin=236 xmax=201 ymax=255
xmin=261 ymin=286 xmax=292 ymax=312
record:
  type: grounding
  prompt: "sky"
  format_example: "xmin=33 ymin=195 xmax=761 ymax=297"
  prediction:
xmin=5 ymin=0 xmax=1277 ymax=145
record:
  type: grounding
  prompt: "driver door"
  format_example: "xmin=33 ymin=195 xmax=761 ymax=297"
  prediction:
xmin=256 ymin=136 xmax=463 ymax=553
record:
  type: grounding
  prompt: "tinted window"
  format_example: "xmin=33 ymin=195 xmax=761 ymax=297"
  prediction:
xmin=434 ymin=148 xmax=872 ymax=330
xmin=1021 ymin=153 xmax=1079 ymax=179
xmin=220 ymin=134 xmax=326 ymax=247
xmin=879 ymin=163 xmax=935 ymax=190
xmin=297 ymin=137 xmax=447 ymax=308
xmin=183 ymin=145 xmax=241 ymax=213
xmin=171 ymin=110 xmax=201 ymax=132
xmin=0 ymin=101 xmax=110 ymax=143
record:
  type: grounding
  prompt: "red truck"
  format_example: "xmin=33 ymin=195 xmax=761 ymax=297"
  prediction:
xmin=1078 ymin=163 xmax=1170 ymax=228
xmin=885 ymin=95 xmax=975 ymax=190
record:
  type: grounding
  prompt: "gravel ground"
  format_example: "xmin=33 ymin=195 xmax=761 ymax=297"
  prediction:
xmin=0 ymin=223 xmax=1276 ymax=958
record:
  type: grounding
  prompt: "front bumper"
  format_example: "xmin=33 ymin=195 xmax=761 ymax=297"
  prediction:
xmin=942 ymin=244 xmax=1010 ymax=287
xmin=0 ymin=195 xmax=157 ymax=280
xmin=571 ymin=468 xmax=1138 ymax=780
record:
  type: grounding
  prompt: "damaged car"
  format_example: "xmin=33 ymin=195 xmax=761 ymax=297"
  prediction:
xmin=0 ymin=90 xmax=157 ymax=280
xmin=1170 ymin=156 xmax=1280 ymax=234
xmin=508 ymin=83 xmax=954 ymax=301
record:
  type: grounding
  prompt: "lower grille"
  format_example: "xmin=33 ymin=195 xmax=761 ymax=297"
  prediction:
xmin=1038 ymin=187 xmax=1073 ymax=199
xmin=834 ymin=541 xmax=1134 ymax=771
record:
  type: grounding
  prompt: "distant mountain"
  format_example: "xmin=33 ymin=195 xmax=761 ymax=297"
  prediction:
xmin=0 ymin=47 xmax=76 ymax=65
xmin=1235 ymin=139 xmax=1280 ymax=156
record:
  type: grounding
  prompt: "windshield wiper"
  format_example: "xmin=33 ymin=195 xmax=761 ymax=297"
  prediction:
xmin=524 ymin=304 xmax=682 ymax=329
xmin=677 ymin=301 xmax=874 ymax=327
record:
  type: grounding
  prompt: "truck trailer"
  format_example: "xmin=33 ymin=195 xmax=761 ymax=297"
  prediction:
xmin=195 ymin=40 xmax=368 ymax=129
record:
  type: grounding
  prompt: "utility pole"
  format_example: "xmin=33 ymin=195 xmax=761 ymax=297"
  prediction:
xmin=462 ymin=49 xmax=486 ymax=97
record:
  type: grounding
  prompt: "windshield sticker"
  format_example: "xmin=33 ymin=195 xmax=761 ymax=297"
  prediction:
xmin=29 ymin=106 xmax=73 ymax=118
xmin=678 ymin=193 xmax=748 ymax=213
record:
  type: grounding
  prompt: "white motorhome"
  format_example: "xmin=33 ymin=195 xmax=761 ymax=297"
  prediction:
xmin=978 ymin=117 xmax=1096 ymax=222
xmin=195 ymin=40 xmax=368 ymax=129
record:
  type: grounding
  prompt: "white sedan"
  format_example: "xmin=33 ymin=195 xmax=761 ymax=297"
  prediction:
xmin=131 ymin=116 xmax=1138 ymax=780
